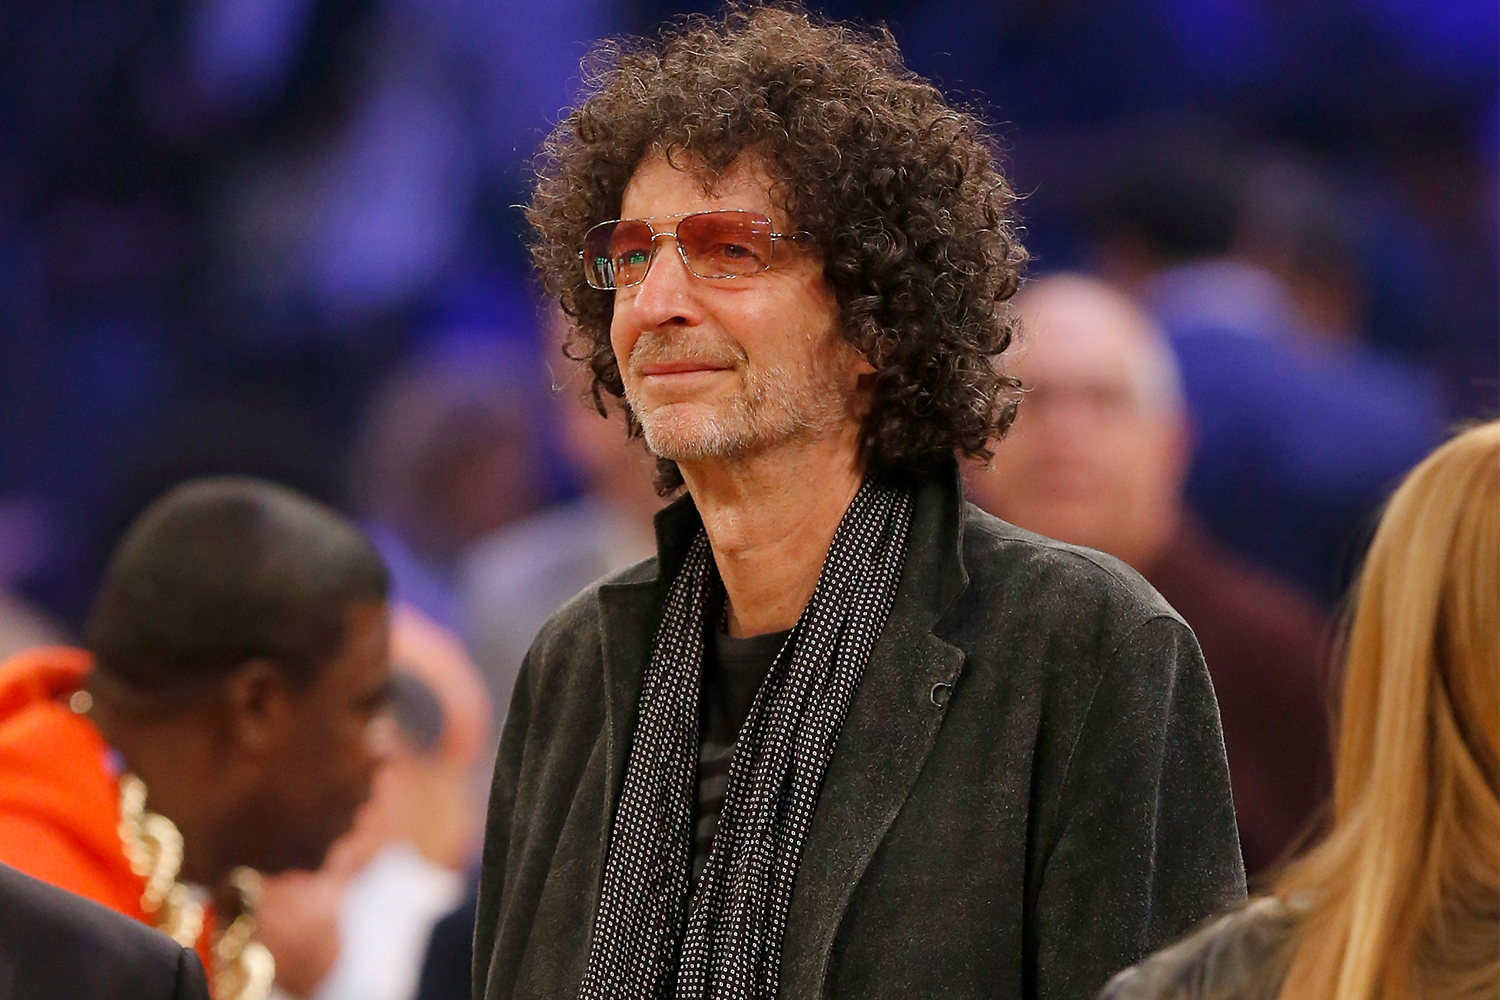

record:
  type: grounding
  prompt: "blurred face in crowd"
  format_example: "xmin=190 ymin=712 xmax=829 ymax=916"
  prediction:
xmin=228 ymin=600 xmax=393 ymax=875
xmin=967 ymin=275 xmax=1189 ymax=570
xmin=609 ymin=151 xmax=871 ymax=466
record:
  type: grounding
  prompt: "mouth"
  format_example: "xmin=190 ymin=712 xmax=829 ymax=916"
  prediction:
xmin=636 ymin=359 xmax=733 ymax=377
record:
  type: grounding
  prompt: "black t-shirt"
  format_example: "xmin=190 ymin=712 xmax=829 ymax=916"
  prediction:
xmin=693 ymin=626 xmax=791 ymax=887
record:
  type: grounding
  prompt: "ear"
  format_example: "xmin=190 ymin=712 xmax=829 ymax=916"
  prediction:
xmin=221 ymin=659 xmax=297 ymax=755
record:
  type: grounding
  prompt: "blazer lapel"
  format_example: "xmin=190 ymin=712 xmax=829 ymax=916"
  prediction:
xmin=779 ymin=463 xmax=972 ymax=996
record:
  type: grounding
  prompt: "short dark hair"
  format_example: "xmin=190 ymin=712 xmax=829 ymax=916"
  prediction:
xmin=528 ymin=3 xmax=1027 ymax=491
xmin=85 ymin=477 xmax=390 ymax=693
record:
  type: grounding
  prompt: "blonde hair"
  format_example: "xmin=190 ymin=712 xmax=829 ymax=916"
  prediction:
xmin=1273 ymin=420 xmax=1500 ymax=1000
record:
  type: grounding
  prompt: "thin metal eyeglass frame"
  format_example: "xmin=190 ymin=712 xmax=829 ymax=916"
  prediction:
xmin=578 ymin=210 xmax=809 ymax=290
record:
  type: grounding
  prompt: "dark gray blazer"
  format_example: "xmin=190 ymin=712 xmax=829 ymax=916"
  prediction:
xmin=0 ymin=863 xmax=209 ymax=1000
xmin=474 ymin=462 xmax=1246 ymax=1000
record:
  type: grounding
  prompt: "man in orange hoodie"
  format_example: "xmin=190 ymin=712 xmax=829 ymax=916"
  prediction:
xmin=0 ymin=478 xmax=392 ymax=999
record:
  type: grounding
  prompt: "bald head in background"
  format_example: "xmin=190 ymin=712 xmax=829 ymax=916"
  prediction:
xmin=971 ymin=273 xmax=1337 ymax=877
xmin=968 ymin=274 xmax=1190 ymax=572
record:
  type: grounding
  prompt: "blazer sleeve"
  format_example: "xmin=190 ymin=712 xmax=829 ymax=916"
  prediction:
xmin=472 ymin=653 xmax=534 ymax=1000
xmin=171 ymin=947 xmax=211 ymax=1000
xmin=1032 ymin=614 xmax=1247 ymax=1000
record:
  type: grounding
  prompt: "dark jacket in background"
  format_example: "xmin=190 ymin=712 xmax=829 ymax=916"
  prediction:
xmin=1098 ymin=896 xmax=1302 ymax=1000
xmin=416 ymin=887 xmax=478 ymax=1000
xmin=1144 ymin=521 xmax=1334 ymax=878
xmin=0 ymin=862 xmax=209 ymax=1000
xmin=474 ymin=463 xmax=1247 ymax=1000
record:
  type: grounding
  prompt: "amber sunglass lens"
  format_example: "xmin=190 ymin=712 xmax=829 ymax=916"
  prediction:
xmin=583 ymin=220 xmax=654 ymax=289
xmin=677 ymin=212 xmax=774 ymax=278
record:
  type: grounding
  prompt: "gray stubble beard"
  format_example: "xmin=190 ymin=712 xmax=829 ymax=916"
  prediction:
xmin=626 ymin=361 xmax=854 ymax=464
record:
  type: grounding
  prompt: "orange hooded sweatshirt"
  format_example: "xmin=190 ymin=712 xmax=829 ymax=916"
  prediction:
xmin=0 ymin=646 xmax=214 ymax=968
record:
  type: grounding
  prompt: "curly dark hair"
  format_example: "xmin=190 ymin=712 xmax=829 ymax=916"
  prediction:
xmin=528 ymin=3 xmax=1027 ymax=492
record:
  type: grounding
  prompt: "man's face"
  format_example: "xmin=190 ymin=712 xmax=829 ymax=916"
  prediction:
xmin=967 ymin=278 xmax=1188 ymax=570
xmin=250 ymin=600 xmax=392 ymax=873
xmin=609 ymin=151 xmax=869 ymax=464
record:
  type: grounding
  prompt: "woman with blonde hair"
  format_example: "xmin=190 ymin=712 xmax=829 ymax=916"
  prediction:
xmin=1102 ymin=420 xmax=1499 ymax=1000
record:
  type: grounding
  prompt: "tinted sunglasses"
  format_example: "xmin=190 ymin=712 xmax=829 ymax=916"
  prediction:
xmin=580 ymin=210 xmax=808 ymax=290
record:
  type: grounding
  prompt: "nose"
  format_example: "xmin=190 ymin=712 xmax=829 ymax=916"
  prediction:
xmin=625 ymin=232 xmax=699 ymax=328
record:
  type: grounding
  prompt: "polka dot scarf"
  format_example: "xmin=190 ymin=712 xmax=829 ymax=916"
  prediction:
xmin=578 ymin=479 xmax=914 ymax=1000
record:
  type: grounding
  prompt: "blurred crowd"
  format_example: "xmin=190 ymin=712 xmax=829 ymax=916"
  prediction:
xmin=0 ymin=0 xmax=1494 ymax=998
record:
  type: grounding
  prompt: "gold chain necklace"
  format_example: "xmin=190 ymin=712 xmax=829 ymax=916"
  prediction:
xmin=117 ymin=774 xmax=276 ymax=1000
xmin=212 ymin=868 xmax=276 ymax=1000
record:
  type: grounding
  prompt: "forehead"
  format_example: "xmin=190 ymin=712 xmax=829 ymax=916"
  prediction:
xmin=319 ymin=600 xmax=391 ymax=692
xmin=1015 ymin=284 xmax=1153 ymax=386
xmin=619 ymin=151 xmax=787 ymax=227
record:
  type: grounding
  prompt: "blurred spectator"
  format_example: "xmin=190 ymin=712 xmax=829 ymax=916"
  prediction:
xmin=348 ymin=336 xmax=543 ymax=633
xmin=1101 ymin=420 xmax=1499 ymax=1000
xmin=1091 ymin=138 xmax=1448 ymax=605
xmin=258 ymin=604 xmax=490 ymax=1000
xmin=0 ymin=477 xmax=391 ymax=991
xmin=968 ymin=274 xmax=1332 ymax=876
xmin=459 ymin=320 xmax=661 ymax=736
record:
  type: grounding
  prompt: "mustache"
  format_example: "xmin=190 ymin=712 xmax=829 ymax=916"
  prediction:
xmin=627 ymin=333 xmax=746 ymax=374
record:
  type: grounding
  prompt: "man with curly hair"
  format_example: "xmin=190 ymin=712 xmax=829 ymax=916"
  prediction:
xmin=473 ymin=7 xmax=1245 ymax=1000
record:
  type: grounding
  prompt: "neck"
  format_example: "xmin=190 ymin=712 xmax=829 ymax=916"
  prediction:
xmin=89 ymin=702 xmax=227 ymax=887
xmin=678 ymin=432 xmax=865 ymax=637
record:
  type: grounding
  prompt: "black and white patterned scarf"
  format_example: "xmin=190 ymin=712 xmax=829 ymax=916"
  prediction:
xmin=578 ymin=479 xmax=914 ymax=1000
